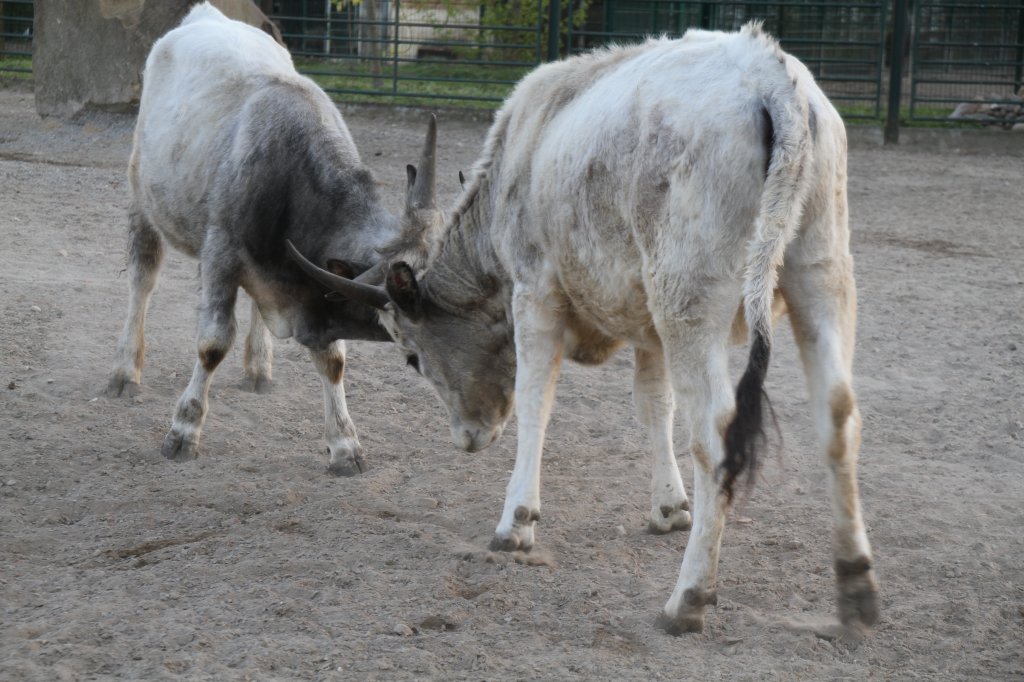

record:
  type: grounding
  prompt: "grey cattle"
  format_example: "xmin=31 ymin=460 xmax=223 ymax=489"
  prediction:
xmin=293 ymin=23 xmax=879 ymax=634
xmin=106 ymin=3 xmax=441 ymax=474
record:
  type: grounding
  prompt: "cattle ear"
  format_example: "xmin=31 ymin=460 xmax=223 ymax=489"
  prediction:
xmin=325 ymin=259 xmax=365 ymax=280
xmin=386 ymin=261 xmax=421 ymax=316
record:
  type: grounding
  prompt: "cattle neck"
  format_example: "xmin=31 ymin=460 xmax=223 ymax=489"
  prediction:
xmin=419 ymin=171 xmax=507 ymax=316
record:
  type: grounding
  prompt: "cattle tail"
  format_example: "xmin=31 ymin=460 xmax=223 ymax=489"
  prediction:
xmin=720 ymin=72 xmax=813 ymax=504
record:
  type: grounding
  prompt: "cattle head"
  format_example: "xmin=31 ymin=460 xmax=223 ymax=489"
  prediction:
xmin=288 ymin=243 xmax=515 ymax=452
xmin=308 ymin=115 xmax=444 ymax=290
xmin=379 ymin=262 xmax=515 ymax=452
xmin=284 ymin=116 xmax=448 ymax=347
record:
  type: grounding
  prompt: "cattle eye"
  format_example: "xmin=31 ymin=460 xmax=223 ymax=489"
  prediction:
xmin=406 ymin=354 xmax=420 ymax=372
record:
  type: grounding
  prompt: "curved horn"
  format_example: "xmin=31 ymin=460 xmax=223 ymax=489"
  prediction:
xmin=407 ymin=114 xmax=437 ymax=210
xmin=286 ymin=240 xmax=390 ymax=310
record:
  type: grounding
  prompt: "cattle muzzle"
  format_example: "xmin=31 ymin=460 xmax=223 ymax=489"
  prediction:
xmin=451 ymin=418 xmax=504 ymax=453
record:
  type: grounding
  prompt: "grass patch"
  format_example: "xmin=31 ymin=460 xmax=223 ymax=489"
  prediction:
xmin=294 ymin=56 xmax=532 ymax=109
xmin=0 ymin=54 xmax=32 ymax=80
xmin=902 ymin=105 xmax=999 ymax=128
xmin=834 ymin=103 xmax=884 ymax=122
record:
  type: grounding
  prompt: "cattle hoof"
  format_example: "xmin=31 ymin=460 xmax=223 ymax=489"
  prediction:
xmin=326 ymin=445 xmax=367 ymax=477
xmin=489 ymin=534 xmax=531 ymax=552
xmin=160 ymin=430 xmax=199 ymax=462
xmin=326 ymin=456 xmax=368 ymax=477
xmin=836 ymin=563 xmax=879 ymax=628
xmin=105 ymin=374 xmax=140 ymax=399
xmin=656 ymin=588 xmax=716 ymax=635
xmin=245 ymin=375 xmax=273 ymax=395
xmin=655 ymin=609 xmax=705 ymax=635
xmin=647 ymin=503 xmax=692 ymax=534
xmin=490 ymin=514 xmax=537 ymax=551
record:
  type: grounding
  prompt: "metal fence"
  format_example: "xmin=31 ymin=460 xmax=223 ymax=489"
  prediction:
xmin=0 ymin=0 xmax=32 ymax=75
xmin=908 ymin=0 xmax=1024 ymax=125
xmin=270 ymin=0 xmax=547 ymax=105
xmin=1 ymin=0 xmax=1022 ymax=134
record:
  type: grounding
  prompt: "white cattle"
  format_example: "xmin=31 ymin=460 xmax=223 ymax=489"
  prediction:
xmin=293 ymin=23 xmax=879 ymax=633
xmin=106 ymin=3 xmax=441 ymax=474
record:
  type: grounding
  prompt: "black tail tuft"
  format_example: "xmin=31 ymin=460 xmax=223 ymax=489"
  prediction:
xmin=720 ymin=329 xmax=772 ymax=504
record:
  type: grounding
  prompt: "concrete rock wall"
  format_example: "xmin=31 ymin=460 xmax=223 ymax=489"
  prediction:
xmin=34 ymin=0 xmax=282 ymax=118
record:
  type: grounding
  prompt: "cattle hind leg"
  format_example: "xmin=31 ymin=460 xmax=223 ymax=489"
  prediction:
xmin=309 ymin=341 xmax=366 ymax=476
xmin=647 ymin=274 xmax=740 ymax=634
xmin=244 ymin=299 xmax=273 ymax=394
xmin=634 ymin=346 xmax=692 ymax=534
xmin=781 ymin=258 xmax=878 ymax=630
xmin=656 ymin=333 xmax=734 ymax=634
xmin=106 ymin=210 xmax=164 ymax=398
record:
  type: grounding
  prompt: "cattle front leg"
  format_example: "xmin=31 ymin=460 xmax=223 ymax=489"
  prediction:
xmin=634 ymin=346 xmax=692 ymax=534
xmin=781 ymin=259 xmax=878 ymax=629
xmin=243 ymin=299 xmax=273 ymax=394
xmin=310 ymin=340 xmax=365 ymax=476
xmin=161 ymin=288 xmax=238 ymax=461
xmin=491 ymin=288 xmax=564 ymax=552
xmin=106 ymin=210 xmax=164 ymax=398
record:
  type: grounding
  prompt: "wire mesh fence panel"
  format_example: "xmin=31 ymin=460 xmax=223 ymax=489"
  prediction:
xmin=566 ymin=0 xmax=888 ymax=118
xmin=0 ymin=0 xmax=33 ymax=78
xmin=909 ymin=0 xmax=1024 ymax=125
xmin=274 ymin=0 xmax=544 ymax=107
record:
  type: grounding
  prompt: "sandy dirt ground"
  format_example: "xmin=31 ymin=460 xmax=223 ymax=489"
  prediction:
xmin=1 ymin=86 xmax=1022 ymax=680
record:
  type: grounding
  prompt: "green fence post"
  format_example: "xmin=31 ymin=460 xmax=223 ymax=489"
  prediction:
xmin=392 ymin=0 xmax=400 ymax=94
xmin=1015 ymin=2 xmax=1024 ymax=90
xmin=885 ymin=0 xmax=908 ymax=145
xmin=547 ymin=0 xmax=562 ymax=61
xmin=874 ymin=0 xmax=888 ymax=119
